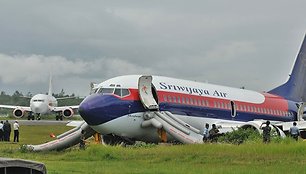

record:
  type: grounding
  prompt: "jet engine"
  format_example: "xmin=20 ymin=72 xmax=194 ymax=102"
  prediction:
xmin=13 ymin=108 xmax=25 ymax=118
xmin=62 ymin=108 xmax=74 ymax=118
xmin=240 ymin=121 xmax=286 ymax=138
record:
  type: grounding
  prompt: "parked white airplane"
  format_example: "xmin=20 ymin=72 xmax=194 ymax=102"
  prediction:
xmin=0 ymin=76 xmax=78 ymax=120
xmin=78 ymin=34 xmax=306 ymax=144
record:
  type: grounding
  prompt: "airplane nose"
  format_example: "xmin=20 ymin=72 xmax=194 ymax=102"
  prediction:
xmin=79 ymin=94 xmax=116 ymax=126
xmin=31 ymin=103 xmax=43 ymax=113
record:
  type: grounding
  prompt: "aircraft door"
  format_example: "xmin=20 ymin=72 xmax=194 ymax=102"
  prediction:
xmin=138 ymin=76 xmax=159 ymax=110
xmin=296 ymin=102 xmax=305 ymax=121
xmin=230 ymin=101 xmax=237 ymax=118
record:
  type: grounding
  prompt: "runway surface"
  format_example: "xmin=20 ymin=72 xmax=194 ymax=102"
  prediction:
xmin=1 ymin=120 xmax=73 ymax=126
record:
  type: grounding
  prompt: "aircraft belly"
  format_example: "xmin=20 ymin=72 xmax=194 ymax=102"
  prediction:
xmin=89 ymin=112 xmax=246 ymax=143
xmin=90 ymin=113 xmax=163 ymax=142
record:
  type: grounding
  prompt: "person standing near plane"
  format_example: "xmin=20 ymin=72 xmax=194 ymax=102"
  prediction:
xmin=3 ymin=120 xmax=11 ymax=141
xmin=79 ymin=130 xmax=86 ymax=150
xmin=0 ymin=121 xmax=4 ymax=141
xmin=209 ymin=124 xmax=219 ymax=142
xmin=202 ymin=123 xmax=210 ymax=142
xmin=289 ymin=122 xmax=300 ymax=141
xmin=260 ymin=121 xmax=271 ymax=143
xmin=13 ymin=120 xmax=20 ymax=142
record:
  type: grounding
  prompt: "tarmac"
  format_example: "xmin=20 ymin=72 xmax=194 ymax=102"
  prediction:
xmin=1 ymin=120 xmax=71 ymax=126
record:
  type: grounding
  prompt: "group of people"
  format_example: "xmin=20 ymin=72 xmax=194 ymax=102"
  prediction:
xmin=260 ymin=121 xmax=300 ymax=143
xmin=202 ymin=123 xmax=220 ymax=143
xmin=0 ymin=120 xmax=20 ymax=142
xmin=203 ymin=121 xmax=301 ymax=144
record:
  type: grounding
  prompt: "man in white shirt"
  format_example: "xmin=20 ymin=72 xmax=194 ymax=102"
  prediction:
xmin=290 ymin=122 xmax=300 ymax=141
xmin=203 ymin=123 xmax=210 ymax=142
xmin=13 ymin=121 xmax=19 ymax=142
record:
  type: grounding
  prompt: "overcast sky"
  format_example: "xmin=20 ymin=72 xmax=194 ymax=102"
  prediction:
xmin=0 ymin=1 xmax=306 ymax=97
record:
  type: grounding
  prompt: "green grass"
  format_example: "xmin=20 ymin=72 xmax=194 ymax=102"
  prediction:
xmin=1 ymin=125 xmax=306 ymax=174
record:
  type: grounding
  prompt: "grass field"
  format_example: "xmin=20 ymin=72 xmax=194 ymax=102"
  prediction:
xmin=1 ymin=124 xmax=306 ymax=174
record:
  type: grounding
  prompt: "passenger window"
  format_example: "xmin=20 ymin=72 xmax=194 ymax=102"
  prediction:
xmin=173 ymin=96 xmax=177 ymax=103
xmin=202 ymin=100 xmax=205 ymax=106
xmin=164 ymin=95 xmax=167 ymax=102
xmin=168 ymin=96 xmax=172 ymax=102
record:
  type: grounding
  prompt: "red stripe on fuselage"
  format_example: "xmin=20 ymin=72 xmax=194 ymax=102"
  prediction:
xmin=121 ymin=89 xmax=289 ymax=117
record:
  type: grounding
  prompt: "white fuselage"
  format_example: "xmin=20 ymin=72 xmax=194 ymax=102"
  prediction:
xmin=79 ymin=75 xmax=294 ymax=143
xmin=30 ymin=94 xmax=58 ymax=114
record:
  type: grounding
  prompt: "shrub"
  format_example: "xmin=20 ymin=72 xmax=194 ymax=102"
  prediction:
xmin=218 ymin=128 xmax=261 ymax=145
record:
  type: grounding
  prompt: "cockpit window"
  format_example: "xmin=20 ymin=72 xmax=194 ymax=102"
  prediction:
xmin=33 ymin=99 xmax=44 ymax=102
xmin=114 ymin=88 xmax=130 ymax=97
xmin=114 ymin=89 xmax=121 ymax=96
xmin=94 ymin=88 xmax=99 ymax=93
xmin=97 ymin=88 xmax=114 ymax=94
xmin=96 ymin=87 xmax=130 ymax=97
xmin=121 ymin=89 xmax=130 ymax=97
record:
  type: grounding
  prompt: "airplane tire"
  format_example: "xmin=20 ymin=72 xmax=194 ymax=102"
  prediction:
xmin=56 ymin=115 xmax=59 ymax=121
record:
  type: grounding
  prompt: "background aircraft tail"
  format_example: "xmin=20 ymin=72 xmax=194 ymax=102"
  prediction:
xmin=269 ymin=34 xmax=306 ymax=102
xmin=48 ymin=73 xmax=53 ymax=96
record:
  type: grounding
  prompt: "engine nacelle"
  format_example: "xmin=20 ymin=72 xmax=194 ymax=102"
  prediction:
xmin=62 ymin=108 xmax=74 ymax=118
xmin=13 ymin=108 xmax=25 ymax=118
xmin=240 ymin=121 xmax=286 ymax=138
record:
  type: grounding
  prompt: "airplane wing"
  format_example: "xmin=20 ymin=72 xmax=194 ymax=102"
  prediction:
xmin=50 ymin=105 xmax=79 ymax=118
xmin=56 ymin=97 xmax=76 ymax=100
xmin=0 ymin=104 xmax=31 ymax=111
xmin=0 ymin=104 xmax=31 ymax=118
xmin=51 ymin=105 xmax=79 ymax=112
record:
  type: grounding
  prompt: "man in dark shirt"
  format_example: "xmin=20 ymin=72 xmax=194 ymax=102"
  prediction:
xmin=3 ymin=120 xmax=11 ymax=142
xmin=289 ymin=122 xmax=300 ymax=141
xmin=260 ymin=121 xmax=271 ymax=143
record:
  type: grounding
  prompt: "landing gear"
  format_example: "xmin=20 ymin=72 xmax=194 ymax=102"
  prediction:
xmin=36 ymin=113 xmax=41 ymax=120
xmin=27 ymin=112 xmax=35 ymax=120
xmin=56 ymin=113 xmax=63 ymax=121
